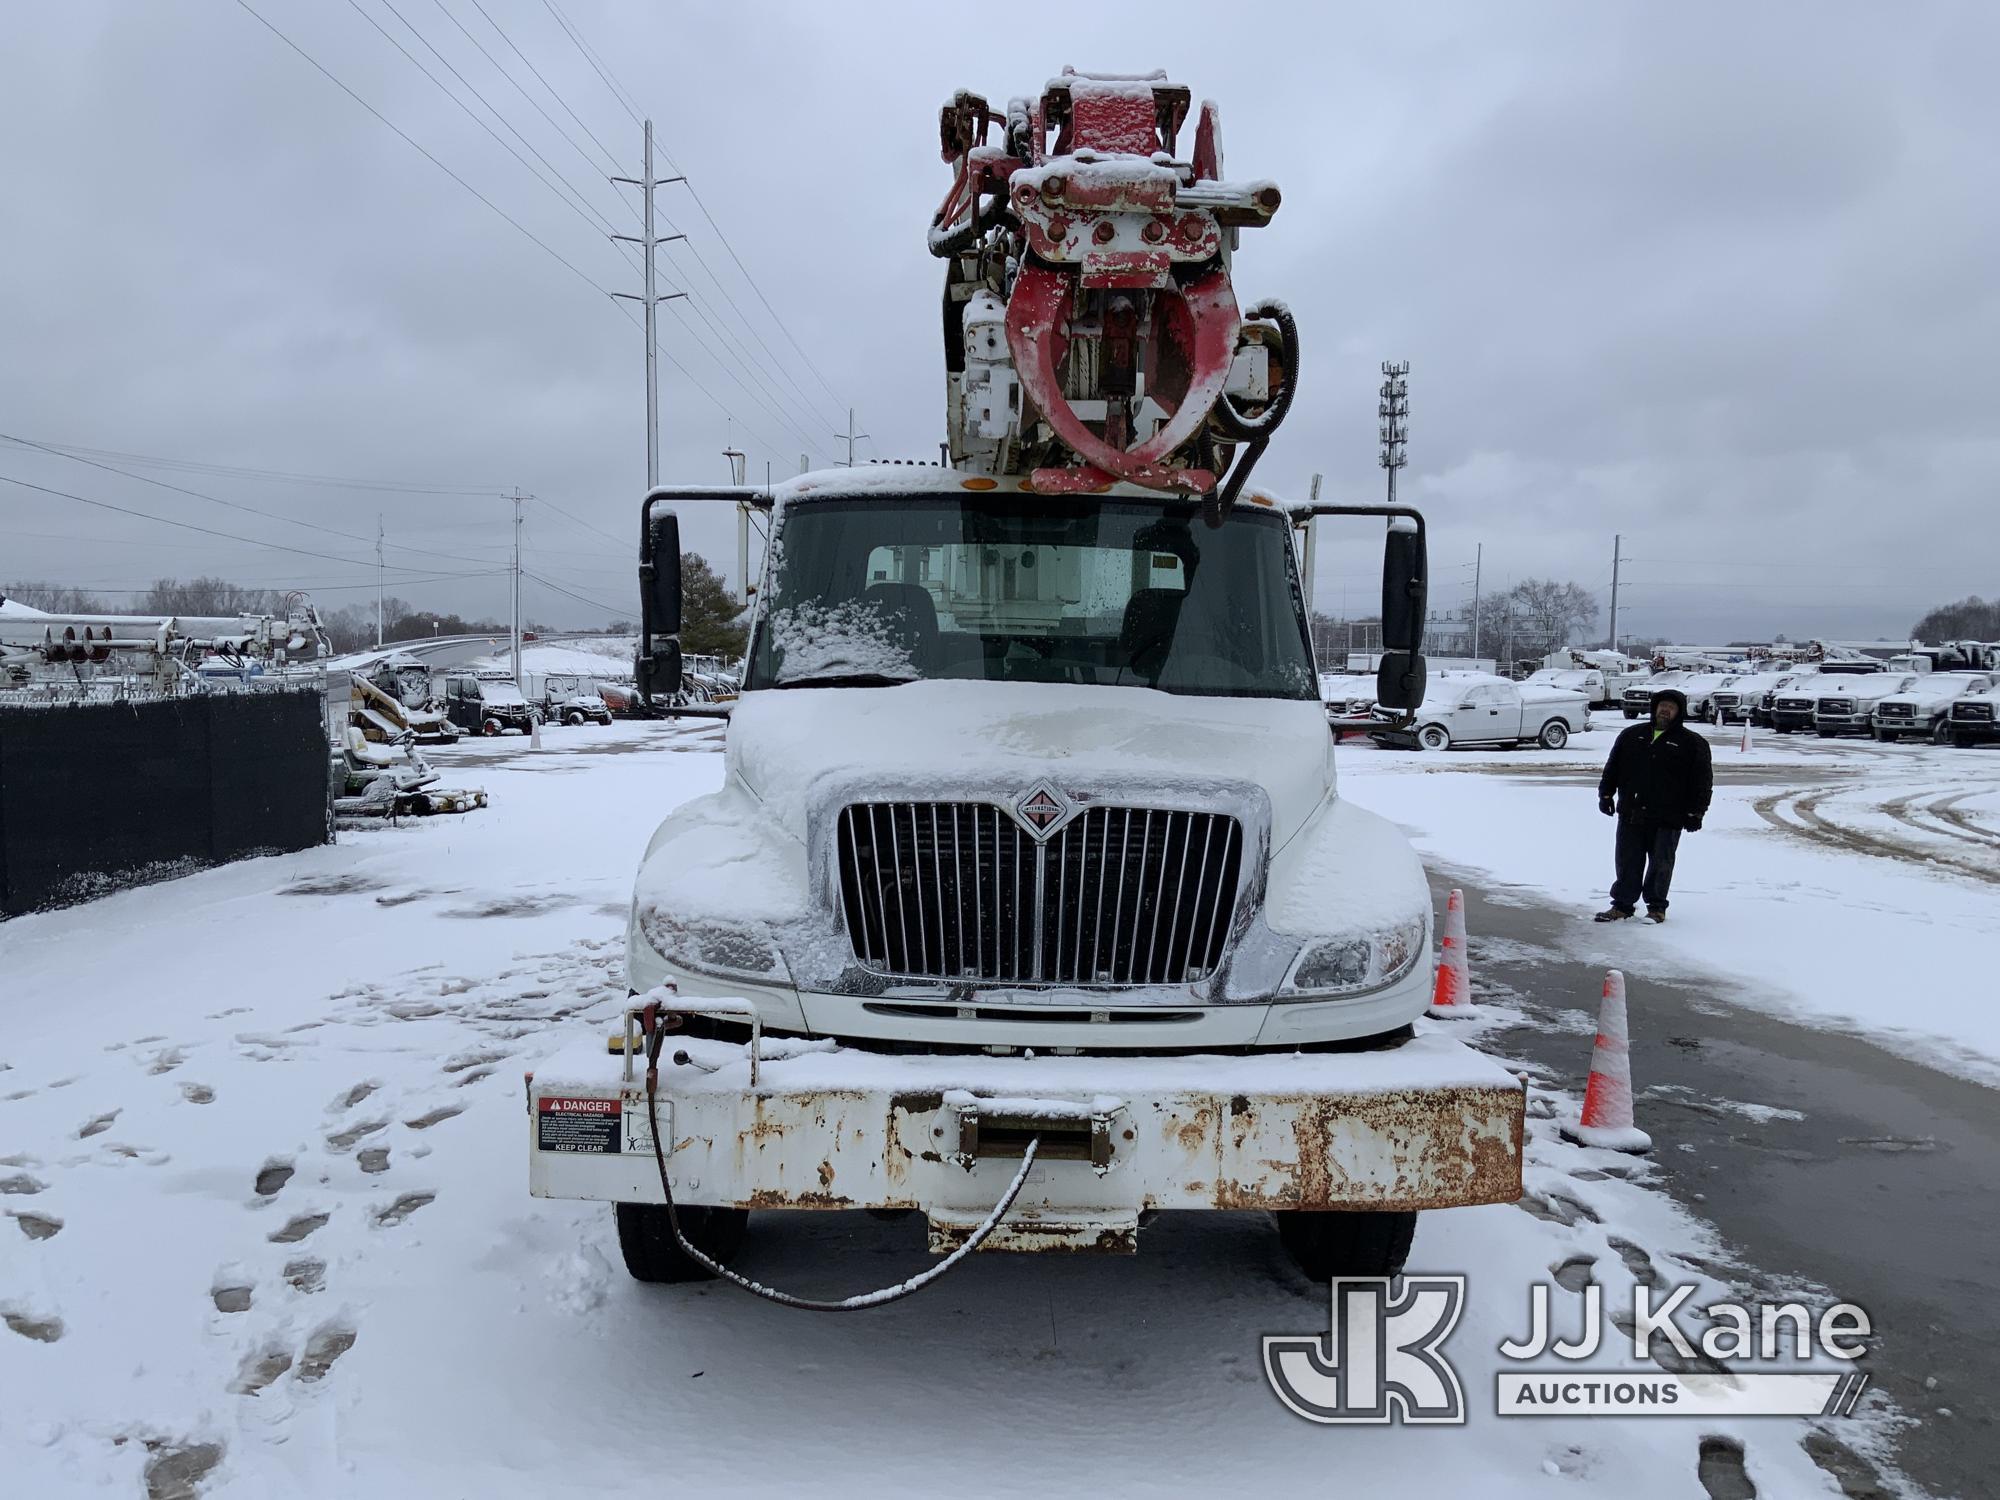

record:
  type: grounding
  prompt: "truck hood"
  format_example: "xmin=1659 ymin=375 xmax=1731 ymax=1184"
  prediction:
xmin=728 ymin=680 xmax=1334 ymax=848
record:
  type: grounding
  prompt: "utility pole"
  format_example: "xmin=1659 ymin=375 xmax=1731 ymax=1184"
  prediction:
xmin=837 ymin=408 xmax=870 ymax=467
xmin=510 ymin=489 xmax=523 ymax=686
xmin=1471 ymin=542 xmax=1483 ymax=660
xmin=1608 ymin=533 xmax=1622 ymax=652
xmin=375 ymin=514 xmax=384 ymax=648
xmin=611 ymin=121 xmax=686 ymax=489
xmin=723 ymin=441 xmax=749 ymax=604
xmin=1378 ymin=361 xmax=1409 ymax=505
xmin=1301 ymin=472 xmax=1322 ymax=612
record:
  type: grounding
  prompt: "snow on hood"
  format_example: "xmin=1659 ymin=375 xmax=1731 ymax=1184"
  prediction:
xmin=729 ymin=680 xmax=1333 ymax=847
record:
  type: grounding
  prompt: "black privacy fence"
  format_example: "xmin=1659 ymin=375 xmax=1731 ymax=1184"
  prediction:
xmin=0 ymin=689 xmax=330 ymax=917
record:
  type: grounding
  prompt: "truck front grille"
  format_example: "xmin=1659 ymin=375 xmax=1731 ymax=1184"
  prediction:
xmin=1818 ymin=698 xmax=1855 ymax=715
xmin=835 ymin=802 xmax=1244 ymax=987
xmin=1878 ymin=703 xmax=1915 ymax=718
xmin=1954 ymin=701 xmax=1994 ymax=722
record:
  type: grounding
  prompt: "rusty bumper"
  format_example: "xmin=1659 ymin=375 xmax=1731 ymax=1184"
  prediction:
xmin=528 ymin=1031 xmax=1524 ymax=1253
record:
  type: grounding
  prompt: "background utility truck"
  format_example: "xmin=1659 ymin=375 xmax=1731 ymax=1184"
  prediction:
xmin=527 ymin=68 xmax=1525 ymax=1299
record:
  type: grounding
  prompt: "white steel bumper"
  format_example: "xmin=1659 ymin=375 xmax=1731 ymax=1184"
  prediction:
xmin=527 ymin=1014 xmax=1525 ymax=1253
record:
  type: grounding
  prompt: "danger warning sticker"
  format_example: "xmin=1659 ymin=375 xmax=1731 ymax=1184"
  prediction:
xmin=536 ymin=1095 xmax=621 ymax=1154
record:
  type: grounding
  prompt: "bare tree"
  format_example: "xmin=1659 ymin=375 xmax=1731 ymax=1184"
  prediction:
xmin=141 ymin=576 xmax=278 ymax=618
xmin=2 ymin=580 xmax=110 ymax=614
xmin=1497 ymin=578 xmax=1599 ymax=660
xmin=1913 ymin=595 xmax=2000 ymax=642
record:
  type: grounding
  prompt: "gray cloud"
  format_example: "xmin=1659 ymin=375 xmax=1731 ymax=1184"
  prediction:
xmin=2 ymin=1 xmax=1994 ymax=645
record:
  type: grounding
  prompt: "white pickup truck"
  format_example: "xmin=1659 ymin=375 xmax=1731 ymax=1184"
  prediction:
xmin=1810 ymin=671 xmax=1921 ymax=737
xmin=1368 ymin=675 xmax=1590 ymax=752
xmin=526 ymin=471 xmax=1524 ymax=1288
xmin=1871 ymin=672 xmax=1996 ymax=742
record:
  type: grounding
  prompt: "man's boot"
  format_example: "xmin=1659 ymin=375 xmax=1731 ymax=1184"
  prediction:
xmin=1645 ymin=908 xmax=1667 ymax=923
xmin=1594 ymin=907 xmax=1633 ymax=922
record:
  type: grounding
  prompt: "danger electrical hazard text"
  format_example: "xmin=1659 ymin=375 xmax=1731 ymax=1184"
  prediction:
xmin=537 ymin=1095 xmax=620 ymax=1153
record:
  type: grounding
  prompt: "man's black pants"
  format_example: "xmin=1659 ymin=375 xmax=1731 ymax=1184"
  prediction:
xmin=1611 ymin=813 xmax=1682 ymax=913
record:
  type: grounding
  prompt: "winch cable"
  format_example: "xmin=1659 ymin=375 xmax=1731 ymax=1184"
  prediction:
xmin=640 ymin=1001 xmax=1041 ymax=1311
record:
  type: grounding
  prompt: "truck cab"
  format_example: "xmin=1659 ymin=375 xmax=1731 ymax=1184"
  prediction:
xmin=528 ymin=471 xmax=1524 ymax=1286
xmin=441 ymin=673 xmax=538 ymax=736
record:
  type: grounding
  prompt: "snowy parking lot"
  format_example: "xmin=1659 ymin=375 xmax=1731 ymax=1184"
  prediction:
xmin=5 ymin=717 xmax=1997 ymax=1498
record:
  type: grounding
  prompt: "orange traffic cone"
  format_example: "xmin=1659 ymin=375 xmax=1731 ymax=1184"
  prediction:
xmin=1560 ymin=969 xmax=1652 ymax=1153
xmin=1740 ymin=716 xmax=1752 ymax=753
xmin=1426 ymin=888 xmax=1474 ymax=1018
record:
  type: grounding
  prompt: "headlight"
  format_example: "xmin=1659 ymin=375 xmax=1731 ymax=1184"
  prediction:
xmin=1283 ymin=914 xmax=1426 ymax=998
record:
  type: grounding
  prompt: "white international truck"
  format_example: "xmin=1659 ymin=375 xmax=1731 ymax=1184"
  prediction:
xmin=526 ymin=67 xmax=1523 ymax=1301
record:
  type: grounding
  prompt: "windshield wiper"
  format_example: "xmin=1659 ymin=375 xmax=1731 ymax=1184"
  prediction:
xmin=771 ymin=672 xmax=919 ymax=690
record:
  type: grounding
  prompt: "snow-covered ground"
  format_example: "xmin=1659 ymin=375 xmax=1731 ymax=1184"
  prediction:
xmin=0 ymin=719 xmax=1930 ymax=1497
xmin=1337 ymin=721 xmax=2000 ymax=1089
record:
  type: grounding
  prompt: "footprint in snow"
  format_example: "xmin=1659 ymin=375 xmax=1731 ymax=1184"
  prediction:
xmin=357 ymin=1147 xmax=391 ymax=1175
xmin=283 ymin=1257 xmax=326 ymax=1293
xmin=254 ymin=1158 xmax=295 ymax=1198
xmin=141 ymin=1440 xmax=225 ymax=1500
xmin=268 ymin=1212 xmax=330 ymax=1244
xmin=453 ymin=1069 xmax=494 ymax=1088
xmin=1551 ymin=1255 xmax=1596 ymax=1292
xmin=146 ymin=1049 xmax=186 ymax=1076
xmin=1 ymin=1171 xmax=48 ymax=1196
xmin=1606 ymin=1235 xmax=1660 ymax=1287
xmin=179 ymin=1083 xmax=215 ymax=1105
xmin=229 ymin=1344 xmax=292 ymax=1395
xmin=404 ymin=1104 xmax=464 ymax=1130
xmin=374 ymin=1192 xmax=435 ymax=1227
xmin=1697 ymin=1436 xmax=1757 ymax=1500
xmin=78 ymin=1110 xmax=122 ymax=1139
xmin=9 ymin=1210 xmax=63 ymax=1240
xmin=333 ymin=1081 xmax=379 ymax=1111
xmin=296 ymin=1324 xmax=357 ymax=1382
xmin=325 ymin=1119 xmax=388 ymax=1152
xmin=211 ymin=1280 xmax=253 ymax=1314
xmin=2 ymin=1303 xmax=65 ymax=1342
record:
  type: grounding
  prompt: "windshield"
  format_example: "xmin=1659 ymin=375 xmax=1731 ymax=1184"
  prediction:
xmin=745 ymin=496 xmax=1317 ymax=699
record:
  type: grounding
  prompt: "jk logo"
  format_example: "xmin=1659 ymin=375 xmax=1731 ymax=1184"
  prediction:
xmin=1263 ymin=1277 xmax=1467 ymax=1424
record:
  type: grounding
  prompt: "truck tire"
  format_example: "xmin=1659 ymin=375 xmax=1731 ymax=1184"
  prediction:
xmin=1276 ymin=1209 xmax=1419 ymax=1280
xmin=1537 ymin=719 xmax=1569 ymax=750
xmin=565 ymin=710 xmax=585 ymax=726
xmin=1816 ymin=728 xmax=1836 ymax=739
xmin=480 ymin=717 xmax=502 ymax=737
xmin=1871 ymin=727 xmax=1889 ymax=742
xmin=1932 ymin=721 xmax=1952 ymax=745
xmin=1417 ymin=724 xmax=1451 ymax=752
xmin=1953 ymin=732 xmax=1972 ymax=749
xmin=1622 ymin=708 xmax=1637 ymax=720
xmin=614 ymin=1201 xmax=749 ymax=1283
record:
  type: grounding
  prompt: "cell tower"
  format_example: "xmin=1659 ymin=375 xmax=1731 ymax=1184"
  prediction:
xmin=1379 ymin=360 xmax=1410 ymax=505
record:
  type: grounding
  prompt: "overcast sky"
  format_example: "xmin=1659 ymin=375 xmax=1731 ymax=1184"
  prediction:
xmin=3 ymin=2 xmax=1994 ymax=645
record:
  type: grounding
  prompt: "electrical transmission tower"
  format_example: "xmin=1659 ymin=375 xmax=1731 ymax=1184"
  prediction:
xmin=611 ymin=121 xmax=686 ymax=488
xmin=1379 ymin=361 xmax=1410 ymax=505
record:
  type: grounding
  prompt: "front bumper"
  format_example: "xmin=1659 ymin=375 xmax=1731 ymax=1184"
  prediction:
xmin=1947 ymin=718 xmax=2000 ymax=742
xmin=528 ymin=1022 xmax=1525 ymax=1251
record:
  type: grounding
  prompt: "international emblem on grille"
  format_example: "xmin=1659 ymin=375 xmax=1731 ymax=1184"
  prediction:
xmin=1013 ymin=781 xmax=1071 ymax=839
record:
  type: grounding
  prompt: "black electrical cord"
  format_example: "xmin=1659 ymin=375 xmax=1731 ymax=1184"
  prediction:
xmin=639 ymin=1001 xmax=1040 ymax=1311
xmin=1204 ymin=299 xmax=1300 ymax=528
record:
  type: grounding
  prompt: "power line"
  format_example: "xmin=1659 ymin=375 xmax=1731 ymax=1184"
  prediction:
xmin=538 ymin=0 xmax=643 ymax=126
xmin=0 ymin=429 xmax=501 ymax=569
xmin=0 ymin=436 xmax=501 ymax=495
xmin=530 ymin=494 xmax=627 ymax=552
xmin=525 ymin=569 xmax=629 ymax=616
xmin=235 ymin=0 xmax=619 ymax=306
xmin=0 ymin=470 xmax=519 ymax=580
xmin=463 ymin=0 xmax=625 ymax=175
xmin=350 ymin=0 xmax=623 ymax=239
xmin=429 ymin=0 xmax=626 ymax=186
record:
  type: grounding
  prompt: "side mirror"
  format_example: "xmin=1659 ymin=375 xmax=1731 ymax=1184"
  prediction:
xmin=1380 ymin=520 xmax=1426 ymax=652
xmin=643 ymin=509 xmax=683 ymax=637
xmin=1376 ymin=651 xmax=1426 ymax=711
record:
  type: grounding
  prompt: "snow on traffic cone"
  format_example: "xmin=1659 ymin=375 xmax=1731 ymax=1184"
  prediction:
xmin=1426 ymin=888 xmax=1474 ymax=1018
xmin=530 ymin=717 xmax=543 ymax=751
xmin=1560 ymin=969 xmax=1652 ymax=1153
xmin=1740 ymin=716 xmax=1752 ymax=753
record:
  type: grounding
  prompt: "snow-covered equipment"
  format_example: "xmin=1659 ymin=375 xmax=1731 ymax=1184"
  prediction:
xmin=1561 ymin=970 xmax=1652 ymax=1154
xmin=527 ymin=78 xmax=1521 ymax=1296
xmin=0 ymin=592 xmax=331 ymax=697
xmin=932 ymin=69 xmax=1293 ymax=524
xmin=1370 ymin=675 xmax=1589 ymax=751
xmin=1425 ymin=888 xmax=1474 ymax=1018
xmin=334 ymin=674 xmax=486 ymax=819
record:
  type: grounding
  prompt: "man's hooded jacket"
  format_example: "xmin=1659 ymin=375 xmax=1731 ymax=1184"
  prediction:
xmin=1598 ymin=687 xmax=1714 ymax=825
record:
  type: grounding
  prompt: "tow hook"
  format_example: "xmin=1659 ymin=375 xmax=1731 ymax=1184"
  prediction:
xmin=945 ymin=1093 xmax=1118 ymax=1174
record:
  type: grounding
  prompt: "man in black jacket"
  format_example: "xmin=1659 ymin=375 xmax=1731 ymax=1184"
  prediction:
xmin=1595 ymin=686 xmax=1713 ymax=922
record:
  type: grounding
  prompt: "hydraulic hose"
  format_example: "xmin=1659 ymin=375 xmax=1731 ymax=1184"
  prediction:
xmin=1204 ymin=298 xmax=1299 ymax=528
xmin=641 ymin=1002 xmax=1040 ymax=1312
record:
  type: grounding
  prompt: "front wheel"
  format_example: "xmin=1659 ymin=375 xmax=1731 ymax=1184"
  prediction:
xmin=1817 ymin=729 xmax=1836 ymax=739
xmin=565 ymin=710 xmax=585 ymax=726
xmin=1538 ymin=719 xmax=1569 ymax=750
xmin=1953 ymin=732 xmax=1973 ymax=749
xmin=1277 ymin=1210 xmax=1419 ymax=1280
xmin=1622 ymin=708 xmax=1638 ymax=720
xmin=480 ymin=717 xmax=502 ymax=737
xmin=614 ymin=1201 xmax=749 ymax=1283
xmin=1417 ymin=724 xmax=1451 ymax=752
xmin=1871 ymin=728 xmax=1889 ymax=742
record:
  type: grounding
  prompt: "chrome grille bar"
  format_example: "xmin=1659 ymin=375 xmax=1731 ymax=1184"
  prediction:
xmin=837 ymin=801 xmax=1242 ymax=987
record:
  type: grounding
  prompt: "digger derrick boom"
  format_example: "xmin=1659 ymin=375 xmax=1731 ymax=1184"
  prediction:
xmin=935 ymin=68 xmax=1292 ymax=520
